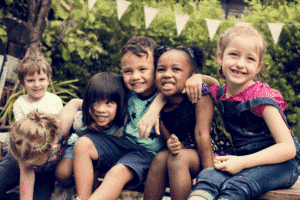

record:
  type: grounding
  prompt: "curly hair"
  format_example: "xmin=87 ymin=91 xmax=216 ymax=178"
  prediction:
xmin=9 ymin=110 xmax=59 ymax=161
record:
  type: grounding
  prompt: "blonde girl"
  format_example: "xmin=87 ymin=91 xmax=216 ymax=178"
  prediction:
xmin=189 ymin=26 xmax=300 ymax=200
xmin=0 ymin=111 xmax=68 ymax=200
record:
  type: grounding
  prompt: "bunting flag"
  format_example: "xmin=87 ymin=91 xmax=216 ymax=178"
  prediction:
xmin=116 ymin=0 xmax=131 ymax=20
xmin=236 ymin=22 xmax=252 ymax=26
xmin=175 ymin=14 xmax=189 ymax=36
xmin=267 ymin=23 xmax=284 ymax=44
xmin=144 ymin=6 xmax=159 ymax=28
xmin=88 ymin=0 xmax=97 ymax=10
xmin=205 ymin=19 xmax=222 ymax=40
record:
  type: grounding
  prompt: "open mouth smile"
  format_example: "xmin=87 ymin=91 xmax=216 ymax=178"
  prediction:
xmin=162 ymin=82 xmax=175 ymax=90
xmin=231 ymin=69 xmax=246 ymax=76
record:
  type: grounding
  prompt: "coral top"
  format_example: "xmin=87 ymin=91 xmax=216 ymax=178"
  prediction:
xmin=209 ymin=81 xmax=287 ymax=116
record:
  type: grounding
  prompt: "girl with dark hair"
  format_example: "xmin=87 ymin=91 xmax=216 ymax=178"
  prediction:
xmin=143 ymin=45 xmax=215 ymax=200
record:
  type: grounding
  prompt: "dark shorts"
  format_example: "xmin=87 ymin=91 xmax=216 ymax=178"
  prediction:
xmin=83 ymin=133 xmax=155 ymax=189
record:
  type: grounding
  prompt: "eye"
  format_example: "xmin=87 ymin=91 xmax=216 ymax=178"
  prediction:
xmin=229 ymin=52 xmax=238 ymax=56
xmin=156 ymin=67 xmax=165 ymax=72
xmin=122 ymin=69 xmax=131 ymax=74
xmin=248 ymin=57 xmax=255 ymax=61
xmin=173 ymin=67 xmax=181 ymax=72
xmin=140 ymin=68 xmax=147 ymax=71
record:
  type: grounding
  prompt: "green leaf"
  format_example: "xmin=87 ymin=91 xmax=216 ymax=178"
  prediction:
xmin=5 ymin=0 xmax=13 ymax=5
xmin=62 ymin=46 xmax=71 ymax=61
xmin=282 ymin=6 xmax=289 ymax=19
xmin=68 ymin=43 xmax=76 ymax=52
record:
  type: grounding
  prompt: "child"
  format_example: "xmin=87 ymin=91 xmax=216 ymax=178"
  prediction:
xmin=0 ymin=50 xmax=63 ymax=161
xmin=143 ymin=45 xmax=215 ymax=200
xmin=0 ymin=50 xmax=76 ymax=199
xmin=73 ymin=36 xmax=217 ymax=200
xmin=189 ymin=25 xmax=300 ymax=200
xmin=2 ymin=110 xmax=67 ymax=200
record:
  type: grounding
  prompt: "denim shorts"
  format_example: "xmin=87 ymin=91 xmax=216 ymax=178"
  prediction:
xmin=190 ymin=158 xmax=298 ymax=200
xmin=62 ymin=133 xmax=79 ymax=159
xmin=83 ymin=133 xmax=155 ymax=189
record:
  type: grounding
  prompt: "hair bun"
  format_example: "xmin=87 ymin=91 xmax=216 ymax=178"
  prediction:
xmin=188 ymin=44 xmax=205 ymax=70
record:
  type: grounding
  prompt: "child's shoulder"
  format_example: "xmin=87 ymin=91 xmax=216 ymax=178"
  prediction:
xmin=44 ymin=92 xmax=63 ymax=102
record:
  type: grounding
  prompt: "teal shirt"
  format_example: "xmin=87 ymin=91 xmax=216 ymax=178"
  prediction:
xmin=124 ymin=91 xmax=164 ymax=154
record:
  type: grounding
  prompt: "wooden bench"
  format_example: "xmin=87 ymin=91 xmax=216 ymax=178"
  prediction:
xmin=97 ymin=176 xmax=300 ymax=199
xmin=259 ymin=177 xmax=300 ymax=200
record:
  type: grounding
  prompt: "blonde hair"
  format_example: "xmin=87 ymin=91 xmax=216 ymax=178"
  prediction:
xmin=10 ymin=110 xmax=59 ymax=161
xmin=218 ymin=26 xmax=268 ymax=80
xmin=18 ymin=49 xmax=52 ymax=85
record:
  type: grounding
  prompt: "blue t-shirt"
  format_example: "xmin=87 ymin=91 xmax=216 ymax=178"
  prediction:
xmin=124 ymin=91 xmax=164 ymax=154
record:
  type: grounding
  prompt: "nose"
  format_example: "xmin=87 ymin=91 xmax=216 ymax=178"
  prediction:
xmin=131 ymin=71 xmax=140 ymax=81
xmin=236 ymin=57 xmax=246 ymax=68
xmin=163 ymin=69 xmax=172 ymax=78
xmin=93 ymin=103 xmax=106 ymax=113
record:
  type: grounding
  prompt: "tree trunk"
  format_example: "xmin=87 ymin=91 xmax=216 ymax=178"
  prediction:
xmin=26 ymin=0 xmax=51 ymax=52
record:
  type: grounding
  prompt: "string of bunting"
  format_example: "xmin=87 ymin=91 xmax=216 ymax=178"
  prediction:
xmin=89 ymin=0 xmax=299 ymax=45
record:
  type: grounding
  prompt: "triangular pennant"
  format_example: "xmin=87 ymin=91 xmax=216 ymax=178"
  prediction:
xmin=88 ymin=0 xmax=97 ymax=10
xmin=236 ymin=22 xmax=252 ymax=27
xmin=116 ymin=0 xmax=131 ymax=20
xmin=205 ymin=19 xmax=222 ymax=40
xmin=267 ymin=23 xmax=283 ymax=44
xmin=175 ymin=14 xmax=189 ymax=36
xmin=144 ymin=6 xmax=159 ymax=28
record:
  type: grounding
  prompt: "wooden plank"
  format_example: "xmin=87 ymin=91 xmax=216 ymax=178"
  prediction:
xmin=259 ymin=177 xmax=300 ymax=200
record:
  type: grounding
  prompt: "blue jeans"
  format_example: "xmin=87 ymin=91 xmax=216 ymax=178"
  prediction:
xmin=0 ymin=151 xmax=56 ymax=200
xmin=190 ymin=159 xmax=299 ymax=200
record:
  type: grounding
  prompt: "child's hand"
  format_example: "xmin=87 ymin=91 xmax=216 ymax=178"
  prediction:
xmin=87 ymin=122 xmax=104 ymax=133
xmin=214 ymin=155 xmax=246 ymax=175
xmin=167 ymin=134 xmax=181 ymax=155
xmin=182 ymin=74 xmax=202 ymax=104
xmin=137 ymin=110 xmax=160 ymax=140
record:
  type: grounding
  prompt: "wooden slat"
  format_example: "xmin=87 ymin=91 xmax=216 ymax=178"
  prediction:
xmin=259 ymin=177 xmax=300 ymax=200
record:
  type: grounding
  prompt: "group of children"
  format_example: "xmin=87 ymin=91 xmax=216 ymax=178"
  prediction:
xmin=0 ymin=25 xmax=299 ymax=200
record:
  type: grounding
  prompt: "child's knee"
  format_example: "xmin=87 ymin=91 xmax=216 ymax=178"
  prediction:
xmin=56 ymin=158 xmax=73 ymax=183
xmin=74 ymin=137 xmax=93 ymax=154
xmin=106 ymin=164 xmax=134 ymax=182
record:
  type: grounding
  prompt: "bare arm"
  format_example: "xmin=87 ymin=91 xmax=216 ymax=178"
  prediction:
xmin=19 ymin=162 xmax=35 ymax=200
xmin=243 ymin=105 xmax=296 ymax=167
xmin=58 ymin=98 xmax=83 ymax=138
xmin=194 ymin=95 xmax=214 ymax=169
xmin=215 ymin=105 xmax=296 ymax=174
xmin=183 ymin=74 xmax=219 ymax=104
xmin=137 ymin=93 xmax=167 ymax=140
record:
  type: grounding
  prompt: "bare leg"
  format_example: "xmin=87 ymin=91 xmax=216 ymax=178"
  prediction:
xmin=168 ymin=149 xmax=201 ymax=200
xmin=144 ymin=151 xmax=169 ymax=200
xmin=73 ymin=137 xmax=98 ymax=200
xmin=92 ymin=170 xmax=100 ymax=192
xmin=89 ymin=163 xmax=134 ymax=200
xmin=55 ymin=158 xmax=73 ymax=186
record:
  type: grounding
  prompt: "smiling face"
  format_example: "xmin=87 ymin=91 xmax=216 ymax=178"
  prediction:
xmin=89 ymin=99 xmax=117 ymax=129
xmin=23 ymin=71 xmax=50 ymax=103
xmin=155 ymin=50 xmax=193 ymax=98
xmin=218 ymin=35 xmax=263 ymax=89
xmin=121 ymin=51 xmax=156 ymax=98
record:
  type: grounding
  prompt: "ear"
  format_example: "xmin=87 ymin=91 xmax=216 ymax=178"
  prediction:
xmin=217 ymin=51 xmax=223 ymax=65
xmin=255 ymin=61 xmax=264 ymax=75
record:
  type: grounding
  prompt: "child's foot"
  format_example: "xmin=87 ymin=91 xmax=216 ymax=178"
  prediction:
xmin=51 ymin=182 xmax=76 ymax=200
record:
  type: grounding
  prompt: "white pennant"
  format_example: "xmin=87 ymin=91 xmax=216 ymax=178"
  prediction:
xmin=144 ymin=6 xmax=159 ymax=28
xmin=88 ymin=0 xmax=97 ymax=10
xmin=236 ymin=22 xmax=252 ymax=27
xmin=267 ymin=23 xmax=283 ymax=44
xmin=116 ymin=0 xmax=131 ymax=20
xmin=205 ymin=19 xmax=222 ymax=40
xmin=175 ymin=14 xmax=189 ymax=36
